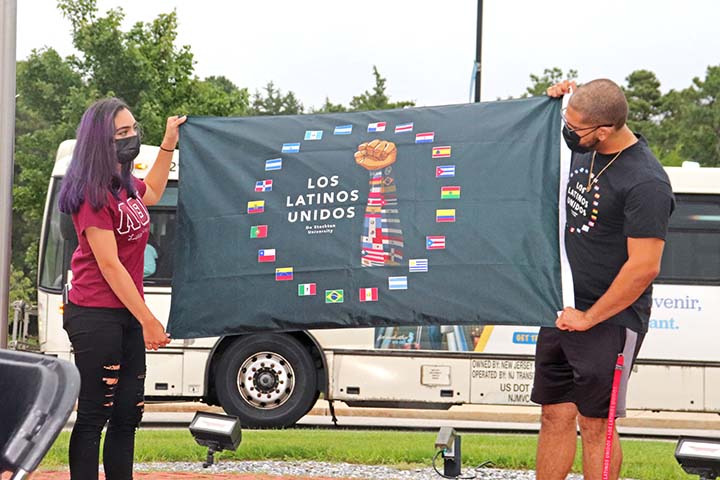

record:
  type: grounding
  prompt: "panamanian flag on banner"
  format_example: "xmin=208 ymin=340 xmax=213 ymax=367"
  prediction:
xmin=168 ymin=96 xmax=572 ymax=338
xmin=367 ymin=122 xmax=386 ymax=133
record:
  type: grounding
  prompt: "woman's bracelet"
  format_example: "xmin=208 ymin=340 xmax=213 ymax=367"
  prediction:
xmin=159 ymin=145 xmax=174 ymax=153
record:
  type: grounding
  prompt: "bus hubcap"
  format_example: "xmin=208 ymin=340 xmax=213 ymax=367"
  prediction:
xmin=237 ymin=351 xmax=295 ymax=409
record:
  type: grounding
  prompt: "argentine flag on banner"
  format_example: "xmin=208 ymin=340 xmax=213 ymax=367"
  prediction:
xmin=168 ymin=97 xmax=571 ymax=338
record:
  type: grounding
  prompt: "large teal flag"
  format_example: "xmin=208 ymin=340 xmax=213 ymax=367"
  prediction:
xmin=168 ymin=97 xmax=571 ymax=339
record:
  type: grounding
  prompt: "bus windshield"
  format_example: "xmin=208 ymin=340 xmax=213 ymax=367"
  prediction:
xmin=38 ymin=179 xmax=179 ymax=291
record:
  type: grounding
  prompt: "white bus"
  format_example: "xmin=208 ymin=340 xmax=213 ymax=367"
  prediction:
xmin=37 ymin=140 xmax=720 ymax=427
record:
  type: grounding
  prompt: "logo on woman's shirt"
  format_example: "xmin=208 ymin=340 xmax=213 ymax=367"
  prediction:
xmin=117 ymin=197 xmax=150 ymax=238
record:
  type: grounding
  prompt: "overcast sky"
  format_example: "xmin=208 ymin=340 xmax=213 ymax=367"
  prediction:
xmin=16 ymin=0 xmax=720 ymax=110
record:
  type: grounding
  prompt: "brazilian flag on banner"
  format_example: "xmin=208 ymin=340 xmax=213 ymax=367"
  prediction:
xmin=167 ymin=96 xmax=572 ymax=339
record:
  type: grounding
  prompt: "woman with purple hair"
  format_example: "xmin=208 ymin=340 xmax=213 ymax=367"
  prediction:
xmin=58 ymin=97 xmax=185 ymax=479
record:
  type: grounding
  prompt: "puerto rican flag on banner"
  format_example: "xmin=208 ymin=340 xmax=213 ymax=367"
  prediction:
xmin=426 ymin=235 xmax=446 ymax=250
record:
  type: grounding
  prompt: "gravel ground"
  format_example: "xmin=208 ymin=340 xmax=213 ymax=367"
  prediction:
xmin=133 ymin=460 xmax=586 ymax=479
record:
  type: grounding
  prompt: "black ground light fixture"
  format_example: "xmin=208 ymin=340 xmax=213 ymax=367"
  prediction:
xmin=433 ymin=427 xmax=471 ymax=479
xmin=188 ymin=411 xmax=242 ymax=468
xmin=675 ymin=437 xmax=720 ymax=479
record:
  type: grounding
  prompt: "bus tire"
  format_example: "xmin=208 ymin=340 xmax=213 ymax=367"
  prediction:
xmin=215 ymin=333 xmax=318 ymax=428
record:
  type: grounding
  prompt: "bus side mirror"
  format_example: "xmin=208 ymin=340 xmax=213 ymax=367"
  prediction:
xmin=59 ymin=213 xmax=76 ymax=242
xmin=59 ymin=213 xmax=77 ymax=290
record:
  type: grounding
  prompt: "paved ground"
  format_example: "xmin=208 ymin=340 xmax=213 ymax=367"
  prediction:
xmin=3 ymin=473 xmax=354 ymax=480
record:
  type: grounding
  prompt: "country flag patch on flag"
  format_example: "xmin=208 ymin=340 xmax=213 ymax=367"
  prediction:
xmin=426 ymin=236 xmax=446 ymax=250
xmin=436 ymin=165 xmax=455 ymax=178
xmin=334 ymin=125 xmax=352 ymax=135
xmin=441 ymin=186 xmax=461 ymax=199
xmin=250 ymin=225 xmax=268 ymax=238
xmin=255 ymin=179 xmax=273 ymax=192
xmin=265 ymin=158 xmax=282 ymax=171
xmin=359 ymin=287 xmax=378 ymax=302
xmin=304 ymin=130 xmax=323 ymax=141
xmin=367 ymin=122 xmax=386 ymax=133
xmin=409 ymin=258 xmax=428 ymax=272
xmin=415 ymin=132 xmax=435 ymax=143
xmin=325 ymin=289 xmax=344 ymax=303
xmin=275 ymin=267 xmax=293 ymax=281
xmin=247 ymin=200 xmax=265 ymax=214
xmin=432 ymin=146 xmax=452 ymax=158
xmin=281 ymin=143 xmax=300 ymax=153
xmin=388 ymin=276 xmax=408 ymax=290
xmin=298 ymin=283 xmax=316 ymax=296
xmin=258 ymin=249 xmax=276 ymax=263
xmin=394 ymin=122 xmax=413 ymax=133
xmin=436 ymin=209 xmax=456 ymax=222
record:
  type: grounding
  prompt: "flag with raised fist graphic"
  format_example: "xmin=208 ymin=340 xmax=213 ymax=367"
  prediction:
xmin=168 ymin=96 xmax=571 ymax=338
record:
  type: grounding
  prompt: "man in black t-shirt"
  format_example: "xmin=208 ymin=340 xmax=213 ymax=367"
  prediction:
xmin=531 ymin=79 xmax=675 ymax=480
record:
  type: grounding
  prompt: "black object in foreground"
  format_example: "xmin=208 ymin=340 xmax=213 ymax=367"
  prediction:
xmin=0 ymin=349 xmax=80 ymax=479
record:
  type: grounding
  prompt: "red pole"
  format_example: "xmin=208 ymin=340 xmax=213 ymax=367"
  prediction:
xmin=602 ymin=353 xmax=624 ymax=480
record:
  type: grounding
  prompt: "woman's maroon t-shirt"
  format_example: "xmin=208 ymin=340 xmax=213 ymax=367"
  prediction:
xmin=68 ymin=177 xmax=150 ymax=308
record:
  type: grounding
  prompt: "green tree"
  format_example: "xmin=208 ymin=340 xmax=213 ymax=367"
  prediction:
xmin=621 ymin=69 xmax=680 ymax=164
xmin=623 ymin=70 xmax=662 ymax=134
xmin=58 ymin=0 xmax=198 ymax=144
xmin=249 ymin=82 xmax=304 ymax=116
xmin=311 ymin=97 xmax=347 ymax=114
xmin=185 ymin=76 xmax=249 ymax=117
xmin=653 ymin=87 xmax=693 ymax=166
xmin=13 ymin=50 xmax=84 ymax=271
xmin=673 ymin=66 xmax=720 ymax=167
xmin=349 ymin=66 xmax=414 ymax=111
xmin=525 ymin=67 xmax=578 ymax=97
xmin=10 ymin=0 xmax=252 ymax=303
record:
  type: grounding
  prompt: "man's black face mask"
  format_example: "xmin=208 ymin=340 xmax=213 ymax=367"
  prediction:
xmin=562 ymin=124 xmax=599 ymax=154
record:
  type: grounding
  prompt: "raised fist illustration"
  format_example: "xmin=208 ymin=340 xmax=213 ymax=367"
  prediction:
xmin=355 ymin=139 xmax=404 ymax=267
xmin=354 ymin=139 xmax=397 ymax=171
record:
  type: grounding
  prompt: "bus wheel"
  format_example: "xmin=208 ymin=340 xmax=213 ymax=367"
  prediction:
xmin=215 ymin=333 xmax=318 ymax=428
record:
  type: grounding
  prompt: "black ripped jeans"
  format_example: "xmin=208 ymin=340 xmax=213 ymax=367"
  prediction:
xmin=63 ymin=302 xmax=146 ymax=480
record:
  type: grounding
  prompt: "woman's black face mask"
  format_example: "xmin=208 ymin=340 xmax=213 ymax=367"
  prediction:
xmin=115 ymin=135 xmax=141 ymax=164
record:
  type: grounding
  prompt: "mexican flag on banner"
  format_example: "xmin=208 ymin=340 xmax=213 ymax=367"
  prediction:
xmin=168 ymin=96 xmax=573 ymax=338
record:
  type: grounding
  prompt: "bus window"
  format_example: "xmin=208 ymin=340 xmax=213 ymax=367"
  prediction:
xmin=38 ymin=180 xmax=179 ymax=289
xmin=39 ymin=179 xmax=70 ymax=291
xmin=657 ymin=194 xmax=720 ymax=285
xmin=142 ymin=183 xmax=178 ymax=285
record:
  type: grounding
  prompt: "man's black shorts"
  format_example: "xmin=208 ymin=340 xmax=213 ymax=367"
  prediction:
xmin=530 ymin=323 xmax=644 ymax=418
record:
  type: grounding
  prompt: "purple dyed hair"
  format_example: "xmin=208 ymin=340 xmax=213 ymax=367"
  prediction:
xmin=58 ymin=97 xmax=138 ymax=214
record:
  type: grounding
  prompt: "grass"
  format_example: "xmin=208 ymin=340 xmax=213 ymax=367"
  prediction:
xmin=41 ymin=429 xmax=694 ymax=479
